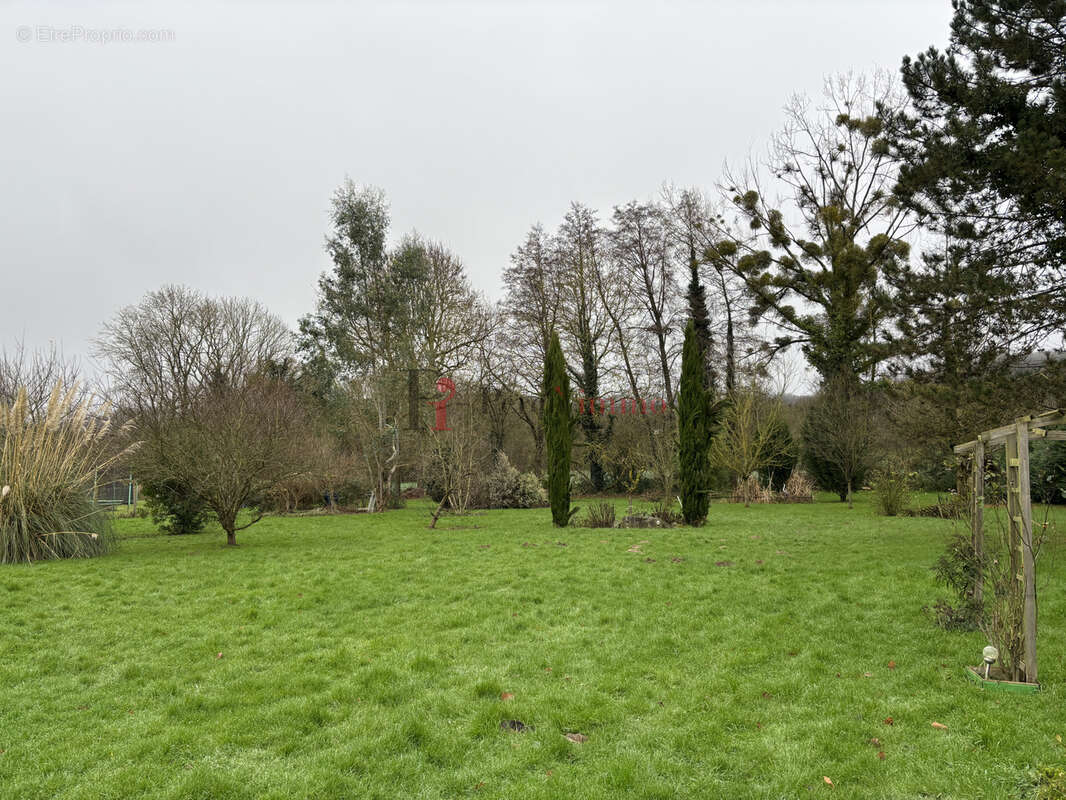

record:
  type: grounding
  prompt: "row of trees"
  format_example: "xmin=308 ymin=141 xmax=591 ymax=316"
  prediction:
xmin=6 ymin=0 xmax=1062 ymax=555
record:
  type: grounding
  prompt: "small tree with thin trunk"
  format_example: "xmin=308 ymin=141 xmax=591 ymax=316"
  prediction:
xmin=542 ymin=332 xmax=574 ymax=527
xmin=678 ymin=321 xmax=712 ymax=525
xmin=802 ymin=377 xmax=877 ymax=507
xmin=712 ymin=384 xmax=793 ymax=505
xmin=147 ymin=377 xmax=310 ymax=545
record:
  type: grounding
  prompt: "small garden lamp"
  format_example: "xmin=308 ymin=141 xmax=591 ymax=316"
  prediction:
xmin=982 ymin=645 xmax=998 ymax=679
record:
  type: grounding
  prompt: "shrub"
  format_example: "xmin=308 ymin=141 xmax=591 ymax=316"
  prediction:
xmin=141 ymin=479 xmax=209 ymax=534
xmin=483 ymin=454 xmax=548 ymax=509
xmin=930 ymin=530 xmax=982 ymax=631
xmin=0 ymin=385 xmax=128 ymax=563
xmin=579 ymin=502 xmax=615 ymax=528
xmin=649 ymin=500 xmax=683 ymax=526
xmin=903 ymin=493 xmax=965 ymax=519
xmin=1031 ymin=440 xmax=1066 ymax=504
xmin=871 ymin=460 xmax=915 ymax=516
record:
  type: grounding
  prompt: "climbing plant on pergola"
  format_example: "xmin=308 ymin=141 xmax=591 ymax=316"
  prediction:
xmin=954 ymin=409 xmax=1066 ymax=684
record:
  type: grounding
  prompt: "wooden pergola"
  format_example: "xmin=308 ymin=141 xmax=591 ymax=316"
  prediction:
xmin=954 ymin=409 xmax=1066 ymax=684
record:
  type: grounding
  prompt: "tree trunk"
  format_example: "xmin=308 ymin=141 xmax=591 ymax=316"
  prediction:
xmin=226 ymin=530 xmax=238 ymax=546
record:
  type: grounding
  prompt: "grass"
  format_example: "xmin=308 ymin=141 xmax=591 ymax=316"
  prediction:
xmin=1 ymin=494 xmax=1064 ymax=799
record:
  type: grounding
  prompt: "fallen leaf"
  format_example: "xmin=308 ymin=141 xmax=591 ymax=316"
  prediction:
xmin=824 ymin=776 xmax=834 ymax=787
xmin=1057 ymin=734 xmax=1062 ymax=744
xmin=564 ymin=732 xmax=588 ymax=743
xmin=863 ymin=672 xmax=874 ymax=678
xmin=931 ymin=721 xmax=948 ymax=730
xmin=500 ymin=719 xmax=529 ymax=733
xmin=878 ymin=751 xmax=886 ymax=760
xmin=869 ymin=738 xmax=881 ymax=746
xmin=884 ymin=717 xmax=894 ymax=725
xmin=500 ymin=692 xmax=514 ymax=701
xmin=216 ymin=652 xmax=223 ymax=659
xmin=888 ymin=660 xmax=897 ymax=670
xmin=715 ymin=560 xmax=733 ymax=567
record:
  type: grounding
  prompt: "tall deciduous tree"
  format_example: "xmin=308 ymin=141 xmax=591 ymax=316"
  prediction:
xmin=678 ymin=321 xmax=712 ymax=525
xmin=555 ymin=203 xmax=614 ymax=492
xmin=721 ymin=74 xmax=914 ymax=383
xmin=501 ymin=224 xmax=561 ymax=470
xmin=298 ymin=181 xmax=491 ymax=508
xmin=542 ymin=332 xmax=573 ymax=527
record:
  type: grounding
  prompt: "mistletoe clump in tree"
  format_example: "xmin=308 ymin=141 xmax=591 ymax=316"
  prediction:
xmin=542 ymin=332 xmax=575 ymax=527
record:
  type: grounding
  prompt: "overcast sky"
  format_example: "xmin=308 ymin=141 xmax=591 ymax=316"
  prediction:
xmin=0 ymin=0 xmax=953 ymax=380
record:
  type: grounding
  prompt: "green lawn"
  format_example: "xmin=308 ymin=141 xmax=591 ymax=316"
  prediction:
xmin=2 ymin=496 xmax=1064 ymax=799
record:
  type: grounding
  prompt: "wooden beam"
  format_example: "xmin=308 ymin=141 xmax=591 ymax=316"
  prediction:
xmin=954 ymin=410 xmax=1066 ymax=453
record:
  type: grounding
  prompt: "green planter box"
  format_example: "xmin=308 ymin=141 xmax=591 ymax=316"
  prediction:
xmin=965 ymin=666 xmax=1040 ymax=694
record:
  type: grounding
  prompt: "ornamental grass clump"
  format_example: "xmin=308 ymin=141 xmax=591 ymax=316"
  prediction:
xmin=0 ymin=384 xmax=132 ymax=564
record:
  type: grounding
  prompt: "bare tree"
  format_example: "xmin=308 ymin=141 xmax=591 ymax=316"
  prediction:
xmin=0 ymin=340 xmax=93 ymax=420
xmin=555 ymin=203 xmax=615 ymax=491
xmin=146 ymin=377 xmax=310 ymax=545
xmin=500 ymin=225 xmax=562 ymax=470
xmin=97 ymin=285 xmax=291 ymax=417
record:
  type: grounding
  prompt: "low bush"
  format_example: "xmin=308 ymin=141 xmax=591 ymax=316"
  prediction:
xmin=903 ymin=493 xmax=965 ymax=520
xmin=871 ymin=460 xmax=915 ymax=516
xmin=142 ymin=479 xmax=210 ymax=534
xmin=929 ymin=530 xmax=982 ymax=631
xmin=579 ymin=502 xmax=615 ymax=528
xmin=1031 ymin=440 xmax=1066 ymax=505
xmin=483 ymin=454 xmax=548 ymax=509
xmin=649 ymin=500 xmax=683 ymax=526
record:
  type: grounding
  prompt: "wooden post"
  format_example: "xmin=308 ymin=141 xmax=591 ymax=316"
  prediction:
xmin=1016 ymin=420 xmax=1038 ymax=683
xmin=1005 ymin=433 xmax=1021 ymax=593
xmin=972 ymin=437 xmax=984 ymax=606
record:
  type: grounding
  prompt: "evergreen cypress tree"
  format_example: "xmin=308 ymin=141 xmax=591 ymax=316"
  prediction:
xmin=685 ymin=244 xmax=715 ymax=388
xmin=678 ymin=320 xmax=711 ymax=525
xmin=542 ymin=332 xmax=574 ymax=527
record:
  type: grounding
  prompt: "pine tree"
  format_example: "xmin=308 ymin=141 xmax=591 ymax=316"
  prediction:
xmin=892 ymin=0 xmax=1066 ymax=300
xmin=678 ymin=321 xmax=711 ymax=525
xmin=542 ymin=332 xmax=574 ymax=527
